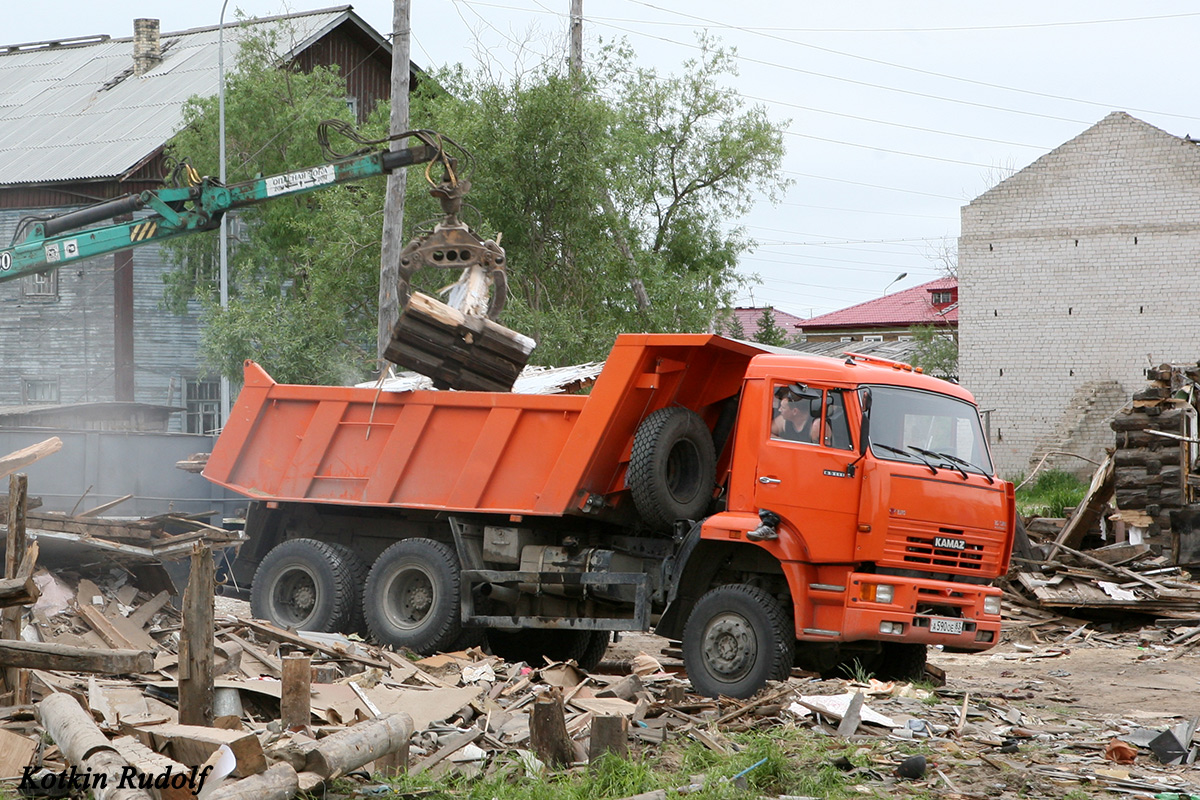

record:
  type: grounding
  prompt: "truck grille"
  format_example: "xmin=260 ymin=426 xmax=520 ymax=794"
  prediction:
xmin=882 ymin=523 xmax=1004 ymax=576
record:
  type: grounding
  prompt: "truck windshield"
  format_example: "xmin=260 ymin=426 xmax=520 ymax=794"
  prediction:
xmin=863 ymin=385 xmax=994 ymax=476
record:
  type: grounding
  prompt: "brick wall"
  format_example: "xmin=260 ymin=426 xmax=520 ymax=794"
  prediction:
xmin=959 ymin=112 xmax=1200 ymax=479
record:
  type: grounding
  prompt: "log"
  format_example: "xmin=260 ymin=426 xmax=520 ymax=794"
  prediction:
xmin=385 ymin=291 xmax=535 ymax=392
xmin=0 ymin=438 xmax=62 ymax=482
xmin=206 ymin=762 xmax=298 ymax=800
xmin=280 ymin=654 xmax=311 ymax=731
xmin=178 ymin=545 xmax=214 ymax=727
xmin=37 ymin=694 xmax=153 ymax=800
xmin=110 ymin=736 xmax=195 ymax=800
xmin=0 ymin=640 xmax=153 ymax=673
xmin=303 ymin=712 xmax=413 ymax=780
xmin=588 ymin=715 xmax=628 ymax=762
xmin=530 ymin=689 xmax=574 ymax=768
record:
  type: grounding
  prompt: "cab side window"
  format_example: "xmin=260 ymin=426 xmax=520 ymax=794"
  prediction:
xmin=771 ymin=383 xmax=822 ymax=444
xmin=824 ymin=391 xmax=853 ymax=450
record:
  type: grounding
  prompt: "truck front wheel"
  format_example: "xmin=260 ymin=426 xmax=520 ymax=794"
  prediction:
xmin=250 ymin=539 xmax=365 ymax=633
xmin=364 ymin=539 xmax=462 ymax=654
xmin=683 ymin=584 xmax=794 ymax=699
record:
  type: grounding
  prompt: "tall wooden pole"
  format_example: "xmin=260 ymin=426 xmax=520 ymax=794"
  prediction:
xmin=3 ymin=474 xmax=27 ymax=701
xmin=569 ymin=0 xmax=583 ymax=77
xmin=178 ymin=545 xmax=215 ymax=726
xmin=377 ymin=0 xmax=412 ymax=367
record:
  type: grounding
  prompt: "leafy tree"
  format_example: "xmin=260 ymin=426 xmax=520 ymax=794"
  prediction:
xmin=909 ymin=325 xmax=958 ymax=379
xmin=752 ymin=307 xmax=789 ymax=347
xmin=165 ymin=25 xmax=787 ymax=381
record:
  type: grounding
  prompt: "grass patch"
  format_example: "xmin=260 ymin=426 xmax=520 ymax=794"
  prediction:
xmin=1015 ymin=469 xmax=1087 ymax=518
xmin=378 ymin=729 xmax=928 ymax=800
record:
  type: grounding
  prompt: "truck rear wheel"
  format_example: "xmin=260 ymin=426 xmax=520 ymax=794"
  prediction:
xmin=682 ymin=584 xmax=794 ymax=699
xmin=250 ymin=539 xmax=363 ymax=632
xmin=364 ymin=539 xmax=462 ymax=654
xmin=628 ymin=407 xmax=716 ymax=530
xmin=486 ymin=630 xmax=609 ymax=670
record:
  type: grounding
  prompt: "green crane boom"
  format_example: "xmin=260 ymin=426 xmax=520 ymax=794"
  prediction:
xmin=0 ymin=143 xmax=438 ymax=281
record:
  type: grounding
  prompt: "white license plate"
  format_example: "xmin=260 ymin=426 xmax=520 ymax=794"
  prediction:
xmin=929 ymin=618 xmax=964 ymax=635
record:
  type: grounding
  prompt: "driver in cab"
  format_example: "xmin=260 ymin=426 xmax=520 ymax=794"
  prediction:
xmin=772 ymin=385 xmax=820 ymax=444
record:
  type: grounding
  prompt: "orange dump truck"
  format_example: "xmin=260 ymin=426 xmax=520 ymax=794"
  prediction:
xmin=205 ymin=333 xmax=1015 ymax=697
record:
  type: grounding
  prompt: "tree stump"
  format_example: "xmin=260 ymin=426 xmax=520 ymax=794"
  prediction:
xmin=530 ymin=688 xmax=574 ymax=768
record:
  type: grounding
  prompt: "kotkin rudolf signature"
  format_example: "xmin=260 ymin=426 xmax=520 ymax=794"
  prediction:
xmin=20 ymin=764 xmax=216 ymax=796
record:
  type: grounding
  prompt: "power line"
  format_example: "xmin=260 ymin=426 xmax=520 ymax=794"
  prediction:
xmin=622 ymin=0 xmax=1200 ymax=123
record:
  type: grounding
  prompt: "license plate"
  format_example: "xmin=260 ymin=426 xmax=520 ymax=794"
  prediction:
xmin=929 ymin=618 xmax=964 ymax=635
xmin=934 ymin=536 xmax=966 ymax=550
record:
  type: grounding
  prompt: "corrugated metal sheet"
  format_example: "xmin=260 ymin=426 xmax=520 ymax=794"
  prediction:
xmin=0 ymin=7 xmax=365 ymax=185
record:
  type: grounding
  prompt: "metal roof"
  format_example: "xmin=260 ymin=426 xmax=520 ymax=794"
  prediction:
xmin=0 ymin=6 xmax=382 ymax=186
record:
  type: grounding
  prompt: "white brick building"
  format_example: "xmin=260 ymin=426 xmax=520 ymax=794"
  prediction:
xmin=959 ymin=111 xmax=1200 ymax=479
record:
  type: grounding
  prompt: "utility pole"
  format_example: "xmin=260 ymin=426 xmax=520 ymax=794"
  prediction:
xmin=377 ymin=0 xmax=411 ymax=367
xmin=569 ymin=0 xmax=583 ymax=77
xmin=569 ymin=0 xmax=649 ymax=312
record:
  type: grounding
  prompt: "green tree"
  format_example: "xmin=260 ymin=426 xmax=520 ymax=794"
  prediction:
xmin=752 ymin=307 xmax=789 ymax=347
xmin=909 ymin=325 xmax=958 ymax=379
xmin=165 ymin=26 xmax=787 ymax=380
xmin=416 ymin=38 xmax=787 ymax=365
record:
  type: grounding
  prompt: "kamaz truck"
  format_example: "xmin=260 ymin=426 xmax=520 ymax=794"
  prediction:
xmin=205 ymin=335 xmax=1015 ymax=698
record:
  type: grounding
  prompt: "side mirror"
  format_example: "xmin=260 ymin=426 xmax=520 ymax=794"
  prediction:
xmin=858 ymin=388 xmax=872 ymax=455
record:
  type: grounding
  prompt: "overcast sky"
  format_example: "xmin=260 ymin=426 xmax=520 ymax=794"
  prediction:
xmin=8 ymin=2 xmax=1200 ymax=319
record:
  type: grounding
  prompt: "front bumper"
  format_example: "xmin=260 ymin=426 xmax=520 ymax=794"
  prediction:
xmin=807 ymin=572 xmax=1002 ymax=651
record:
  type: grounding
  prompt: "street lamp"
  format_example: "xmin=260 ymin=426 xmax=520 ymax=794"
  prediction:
xmin=218 ymin=0 xmax=230 ymax=428
xmin=882 ymin=272 xmax=907 ymax=295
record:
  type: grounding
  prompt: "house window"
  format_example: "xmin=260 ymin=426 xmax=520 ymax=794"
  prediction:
xmin=184 ymin=377 xmax=220 ymax=434
xmin=863 ymin=335 xmax=884 ymax=343
xmin=345 ymin=96 xmax=359 ymax=119
xmin=24 ymin=270 xmax=58 ymax=298
xmin=897 ymin=334 xmax=913 ymax=342
xmin=21 ymin=378 xmax=59 ymax=404
xmin=839 ymin=336 xmax=853 ymax=343
xmin=931 ymin=290 xmax=954 ymax=305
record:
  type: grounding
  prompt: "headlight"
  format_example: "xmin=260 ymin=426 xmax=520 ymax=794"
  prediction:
xmin=858 ymin=583 xmax=894 ymax=604
xmin=983 ymin=596 xmax=1002 ymax=616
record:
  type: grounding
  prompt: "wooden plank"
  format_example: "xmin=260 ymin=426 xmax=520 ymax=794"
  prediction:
xmin=178 ymin=545 xmax=215 ymax=727
xmin=126 ymin=590 xmax=172 ymax=631
xmin=76 ymin=494 xmax=134 ymax=519
xmin=0 ymin=727 xmax=36 ymax=779
xmin=0 ymin=438 xmax=62 ymax=482
xmin=237 ymin=619 xmax=390 ymax=669
xmin=1048 ymin=455 xmax=1114 ymax=559
xmin=0 ymin=640 xmax=153 ymax=673
xmin=223 ymin=633 xmax=282 ymax=678
xmin=78 ymin=604 xmax=139 ymax=651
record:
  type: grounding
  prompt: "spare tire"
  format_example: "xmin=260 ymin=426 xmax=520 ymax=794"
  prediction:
xmin=627 ymin=407 xmax=716 ymax=530
xmin=250 ymin=539 xmax=362 ymax=633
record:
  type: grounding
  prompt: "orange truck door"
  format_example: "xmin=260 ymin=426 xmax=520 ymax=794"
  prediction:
xmin=754 ymin=384 xmax=862 ymax=562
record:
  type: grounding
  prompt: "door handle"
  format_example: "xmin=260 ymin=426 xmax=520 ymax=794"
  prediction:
xmin=758 ymin=476 xmax=781 ymax=485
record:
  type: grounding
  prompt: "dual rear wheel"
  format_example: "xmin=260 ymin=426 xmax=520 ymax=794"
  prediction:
xmin=249 ymin=538 xmax=608 ymax=668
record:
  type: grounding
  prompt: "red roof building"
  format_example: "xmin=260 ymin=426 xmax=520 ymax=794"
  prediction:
xmin=718 ymin=307 xmax=807 ymax=341
xmin=798 ymin=277 xmax=958 ymax=343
